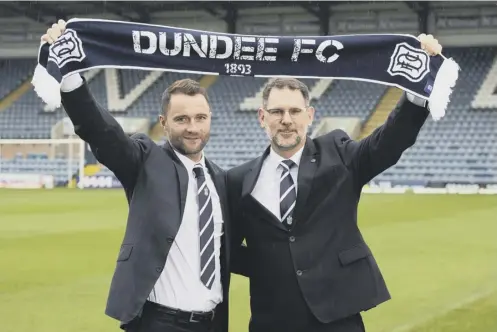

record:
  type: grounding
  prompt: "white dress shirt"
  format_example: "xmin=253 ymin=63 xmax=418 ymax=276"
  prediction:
xmin=251 ymin=145 xmax=304 ymax=220
xmin=148 ymin=150 xmax=224 ymax=312
xmin=60 ymin=74 xmax=224 ymax=312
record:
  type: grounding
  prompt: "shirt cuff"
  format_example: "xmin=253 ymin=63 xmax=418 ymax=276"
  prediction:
xmin=61 ymin=73 xmax=84 ymax=92
xmin=406 ymin=92 xmax=427 ymax=108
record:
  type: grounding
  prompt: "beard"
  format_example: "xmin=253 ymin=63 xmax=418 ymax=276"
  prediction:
xmin=169 ymin=133 xmax=209 ymax=156
xmin=272 ymin=130 xmax=302 ymax=151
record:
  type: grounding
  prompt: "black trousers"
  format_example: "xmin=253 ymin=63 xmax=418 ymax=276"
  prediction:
xmin=248 ymin=277 xmax=366 ymax=332
xmin=124 ymin=301 xmax=215 ymax=332
xmin=249 ymin=311 xmax=366 ymax=332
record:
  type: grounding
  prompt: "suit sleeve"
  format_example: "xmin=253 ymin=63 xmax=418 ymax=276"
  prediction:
xmin=337 ymin=92 xmax=429 ymax=187
xmin=60 ymin=77 xmax=151 ymax=190
xmin=226 ymin=171 xmax=250 ymax=278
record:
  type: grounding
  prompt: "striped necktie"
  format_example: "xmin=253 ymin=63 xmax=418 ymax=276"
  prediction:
xmin=280 ymin=160 xmax=297 ymax=229
xmin=193 ymin=164 xmax=216 ymax=290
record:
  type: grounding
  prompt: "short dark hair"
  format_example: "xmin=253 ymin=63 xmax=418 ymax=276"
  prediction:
xmin=261 ymin=78 xmax=310 ymax=108
xmin=161 ymin=78 xmax=209 ymax=115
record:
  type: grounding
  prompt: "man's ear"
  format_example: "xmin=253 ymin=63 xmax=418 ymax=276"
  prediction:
xmin=159 ymin=114 xmax=166 ymax=128
xmin=257 ymin=107 xmax=265 ymax=128
xmin=307 ymin=106 xmax=315 ymax=125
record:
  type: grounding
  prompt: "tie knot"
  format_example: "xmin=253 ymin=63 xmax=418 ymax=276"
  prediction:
xmin=280 ymin=159 xmax=296 ymax=170
xmin=193 ymin=164 xmax=205 ymax=178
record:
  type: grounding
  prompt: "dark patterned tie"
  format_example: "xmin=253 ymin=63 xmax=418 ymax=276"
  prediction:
xmin=193 ymin=164 xmax=216 ymax=289
xmin=280 ymin=160 xmax=297 ymax=229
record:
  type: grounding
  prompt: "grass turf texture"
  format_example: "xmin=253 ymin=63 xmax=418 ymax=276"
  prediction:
xmin=1 ymin=189 xmax=496 ymax=332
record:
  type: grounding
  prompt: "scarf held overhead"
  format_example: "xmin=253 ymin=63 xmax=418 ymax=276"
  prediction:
xmin=32 ymin=18 xmax=460 ymax=120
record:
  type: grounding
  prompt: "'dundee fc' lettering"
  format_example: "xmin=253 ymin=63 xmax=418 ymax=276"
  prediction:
xmin=291 ymin=38 xmax=344 ymax=63
xmin=132 ymin=30 xmax=279 ymax=61
xmin=132 ymin=30 xmax=344 ymax=64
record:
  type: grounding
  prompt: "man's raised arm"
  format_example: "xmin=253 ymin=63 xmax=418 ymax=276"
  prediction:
xmin=336 ymin=33 xmax=443 ymax=188
xmin=60 ymin=74 xmax=149 ymax=189
xmin=43 ymin=20 xmax=150 ymax=189
xmin=337 ymin=92 xmax=429 ymax=188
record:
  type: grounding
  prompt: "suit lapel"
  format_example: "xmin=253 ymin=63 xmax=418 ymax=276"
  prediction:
xmin=161 ymin=142 xmax=189 ymax=221
xmin=242 ymin=146 xmax=288 ymax=231
xmin=241 ymin=147 xmax=268 ymax=198
xmin=293 ymin=137 xmax=319 ymax=226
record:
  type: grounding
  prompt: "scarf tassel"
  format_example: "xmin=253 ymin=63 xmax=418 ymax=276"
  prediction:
xmin=32 ymin=63 xmax=63 ymax=111
xmin=428 ymin=56 xmax=460 ymax=121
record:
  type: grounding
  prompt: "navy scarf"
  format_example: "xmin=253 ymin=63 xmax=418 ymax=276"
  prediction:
xmin=32 ymin=18 xmax=460 ymax=120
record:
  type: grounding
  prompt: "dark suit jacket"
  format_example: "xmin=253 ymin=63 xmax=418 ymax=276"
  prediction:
xmin=61 ymin=80 xmax=232 ymax=331
xmin=227 ymin=93 xmax=429 ymax=329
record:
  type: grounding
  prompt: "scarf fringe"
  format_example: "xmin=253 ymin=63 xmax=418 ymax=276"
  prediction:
xmin=428 ymin=57 xmax=460 ymax=121
xmin=32 ymin=63 xmax=62 ymax=111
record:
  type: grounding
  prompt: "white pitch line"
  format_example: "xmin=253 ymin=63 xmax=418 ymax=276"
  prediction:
xmin=391 ymin=288 xmax=497 ymax=332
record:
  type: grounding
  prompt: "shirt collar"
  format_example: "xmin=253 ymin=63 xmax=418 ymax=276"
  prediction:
xmin=172 ymin=148 xmax=206 ymax=174
xmin=267 ymin=144 xmax=304 ymax=169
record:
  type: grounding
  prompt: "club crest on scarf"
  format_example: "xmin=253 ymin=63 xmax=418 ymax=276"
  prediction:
xmin=387 ymin=42 xmax=430 ymax=82
xmin=48 ymin=29 xmax=86 ymax=68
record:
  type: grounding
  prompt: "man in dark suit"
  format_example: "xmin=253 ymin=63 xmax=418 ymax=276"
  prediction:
xmin=42 ymin=20 xmax=233 ymax=332
xmin=227 ymin=35 xmax=442 ymax=332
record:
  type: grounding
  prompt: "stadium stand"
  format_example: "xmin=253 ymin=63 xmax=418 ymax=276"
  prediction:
xmin=374 ymin=47 xmax=497 ymax=186
xmin=0 ymin=152 xmax=79 ymax=184
xmin=0 ymin=59 xmax=35 ymax=100
xmin=1 ymin=45 xmax=497 ymax=186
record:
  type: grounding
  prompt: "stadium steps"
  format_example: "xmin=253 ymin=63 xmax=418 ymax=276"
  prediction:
xmin=239 ymin=79 xmax=269 ymax=111
xmin=310 ymin=79 xmax=333 ymax=100
xmin=199 ymin=75 xmax=218 ymax=89
xmin=359 ymin=87 xmax=403 ymax=139
xmin=471 ymin=54 xmax=497 ymax=108
xmin=0 ymin=77 xmax=33 ymax=112
xmin=148 ymin=75 xmax=218 ymax=141
xmin=107 ymin=69 xmax=164 ymax=112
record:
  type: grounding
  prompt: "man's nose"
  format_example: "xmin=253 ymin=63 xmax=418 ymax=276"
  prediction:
xmin=281 ymin=111 xmax=293 ymax=124
xmin=186 ymin=121 xmax=199 ymax=132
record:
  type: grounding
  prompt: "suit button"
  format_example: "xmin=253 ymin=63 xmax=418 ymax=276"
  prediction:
xmin=296 ymin=270 xmax=303 ymax=276
xmin=289 ymin=236 xmax=295 ymax=242
xmin=167 ymin=237 xmax=174 ymax=243
xmin=156 ymin=267 xmax=163 ymax=273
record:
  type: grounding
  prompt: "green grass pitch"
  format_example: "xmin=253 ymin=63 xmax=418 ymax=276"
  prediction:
xmin=1 ymin=189 xmax=496 ymax=332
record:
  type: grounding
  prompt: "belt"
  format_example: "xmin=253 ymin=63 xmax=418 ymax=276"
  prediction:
xmin=145 ymin=301 xmax=216 ymax=323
